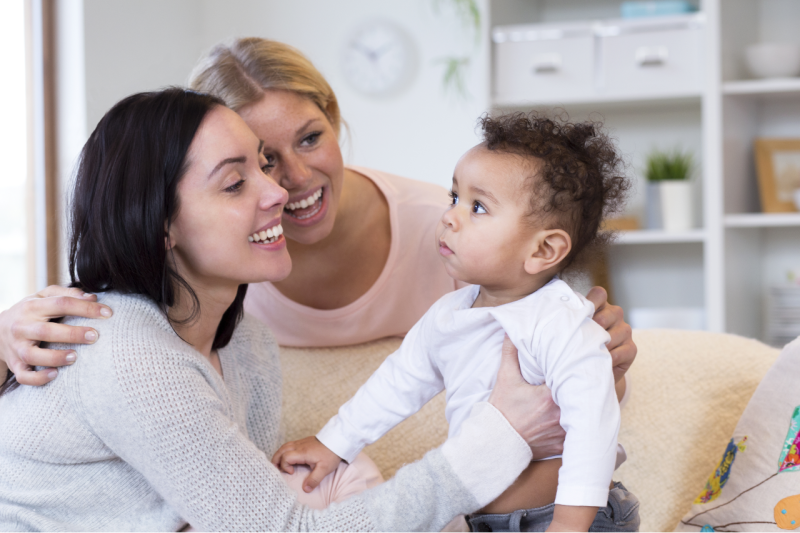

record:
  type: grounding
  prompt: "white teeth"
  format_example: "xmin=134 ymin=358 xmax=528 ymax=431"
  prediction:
xmin=285 ymin=189 xmax=323 ymax=211
xmin=249 ymin=224 xmax=284 ymax=244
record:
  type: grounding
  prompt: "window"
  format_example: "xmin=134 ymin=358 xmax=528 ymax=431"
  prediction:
xmin=0 ymin=0 xmax=30 ymax=310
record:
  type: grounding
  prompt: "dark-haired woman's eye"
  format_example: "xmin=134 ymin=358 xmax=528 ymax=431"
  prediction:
xmin=225 ymin=179 xmax=245 ymax=193
xmin=449 ymin=191 xmax=459 ymax=206
xmin=472 ymin=201 xmax=486 ymax=214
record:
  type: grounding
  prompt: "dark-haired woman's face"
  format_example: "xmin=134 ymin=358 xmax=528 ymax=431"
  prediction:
xmin=168 ymin=106 xmax=291 ymax=293
xmin=238 ymin=90 xmax=344 ymax=246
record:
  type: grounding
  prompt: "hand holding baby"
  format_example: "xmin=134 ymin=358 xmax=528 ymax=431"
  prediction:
xmin=271 ymin=437 xmax=342 ymax=493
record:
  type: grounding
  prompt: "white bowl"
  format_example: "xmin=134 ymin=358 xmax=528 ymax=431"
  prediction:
xmin=745 ymin=43 xmax=800 ymax=79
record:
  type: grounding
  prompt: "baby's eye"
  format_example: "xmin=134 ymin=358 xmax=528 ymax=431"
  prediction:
xmin=472 ymin=201 xmax=486 ymax=214
xmin=449 ymin=191 xmax=459 ymax=205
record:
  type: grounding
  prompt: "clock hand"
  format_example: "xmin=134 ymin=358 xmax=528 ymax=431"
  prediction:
xmin=351 ymin=42 xmax=380 ymax=62
xmin=372 ymin=42 xmax=395 ymax=58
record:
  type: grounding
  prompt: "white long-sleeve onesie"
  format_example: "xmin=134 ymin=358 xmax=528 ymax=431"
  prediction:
xmin=317 ymin=278 xmax=620 ymax=507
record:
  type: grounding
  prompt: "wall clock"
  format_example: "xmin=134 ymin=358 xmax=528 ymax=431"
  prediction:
xmin=341 ymin=20 xmax=417 ymax=96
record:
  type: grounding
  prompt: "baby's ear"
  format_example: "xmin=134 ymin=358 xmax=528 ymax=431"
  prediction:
xmin=524 ymin=229 xmax=572 ymax=275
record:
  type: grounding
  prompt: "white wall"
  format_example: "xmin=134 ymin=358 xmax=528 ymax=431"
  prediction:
xmin=81 ymin=0 xmax=492 ymax=190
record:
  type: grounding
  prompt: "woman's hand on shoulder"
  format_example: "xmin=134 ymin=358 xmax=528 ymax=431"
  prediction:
xmin=489 ymin=335 xmax=565 ymax=459
xmin=586 ymin=286 xmax=636 ymax=384
xmin=0 ymin=285 xmax=113 ymax=386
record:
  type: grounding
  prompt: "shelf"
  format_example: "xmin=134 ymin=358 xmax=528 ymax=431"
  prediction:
xmin=722 ymin=78 xmax=800 ymax=97
xmin=725 ymin=213 xmax=800 ymax=228
xmin=492 ymin=92 xmax=701 ymax=112
xmin=611 ymin=229 xmax=706 ymax=245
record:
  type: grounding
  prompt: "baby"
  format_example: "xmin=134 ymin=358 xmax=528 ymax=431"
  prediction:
xmin=273 ymin=112 xmax=638 ymax=532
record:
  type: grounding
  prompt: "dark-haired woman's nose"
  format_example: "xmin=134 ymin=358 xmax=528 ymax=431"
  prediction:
xmin=277 ymin=152 xmax=313 ymax=191
xmin=260 ymin=175 xmax=289 ymax=213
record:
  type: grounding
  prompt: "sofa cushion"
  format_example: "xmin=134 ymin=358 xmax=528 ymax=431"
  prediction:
xmin=674 ymin=337 xmax=800 ymax=532
xmin=612 ymin=330 xmax=779 ymax=531
xmin=281 ymin=337 xmax=447 ymax=480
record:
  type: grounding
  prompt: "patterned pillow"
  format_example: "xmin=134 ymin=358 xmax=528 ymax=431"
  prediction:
xmin=675 ymin=337 xmax=800 ymax=532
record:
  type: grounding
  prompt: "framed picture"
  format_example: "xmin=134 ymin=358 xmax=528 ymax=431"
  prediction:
xmin=754 ymin=138 xmax=800 ymax=213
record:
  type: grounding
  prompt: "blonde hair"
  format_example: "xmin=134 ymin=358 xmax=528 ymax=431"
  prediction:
xmin=189 ymin=37 xmax=342 ymax=134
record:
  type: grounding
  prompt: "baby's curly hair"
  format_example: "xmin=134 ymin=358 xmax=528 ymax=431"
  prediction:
xmin=479 ymin=111 xmax=630 ymax=274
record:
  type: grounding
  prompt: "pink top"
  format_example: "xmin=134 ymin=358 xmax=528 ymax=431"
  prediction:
xmin=244 ymin=166 xmax=460 ymax=347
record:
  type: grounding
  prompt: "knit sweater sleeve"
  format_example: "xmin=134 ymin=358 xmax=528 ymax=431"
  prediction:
xmin=72 ymin=296 xmax=531 ymax=531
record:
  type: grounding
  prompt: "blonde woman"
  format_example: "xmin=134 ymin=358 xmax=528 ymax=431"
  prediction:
xmin=1 ymin=38 xmax=634 ymax=391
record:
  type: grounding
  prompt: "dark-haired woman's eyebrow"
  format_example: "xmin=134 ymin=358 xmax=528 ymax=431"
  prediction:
xmin=208 ymin=156 xmax=247 ymax=180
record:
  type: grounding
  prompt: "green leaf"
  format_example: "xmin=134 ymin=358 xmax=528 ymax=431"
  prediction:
xmin=436 ymin=56 xmax=471 ymax=98
xmin=645 ymin=148 xmax=694 ymax=181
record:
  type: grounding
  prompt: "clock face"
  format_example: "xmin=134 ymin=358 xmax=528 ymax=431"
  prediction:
xmin=342 ymin=21 xmax=416 ymax=96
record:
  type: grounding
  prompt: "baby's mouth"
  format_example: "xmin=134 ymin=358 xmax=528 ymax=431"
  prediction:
xmin=284 ymin=188 xmax=323 ymax=220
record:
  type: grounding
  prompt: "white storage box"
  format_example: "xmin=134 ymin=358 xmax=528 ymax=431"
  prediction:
xmin=493 ymin=22 xmax=595 ymax=105
xmin=597 ymin=14 xmax=705 ymax=99
xmin=491 ymin=13 xmax=705 ymax=105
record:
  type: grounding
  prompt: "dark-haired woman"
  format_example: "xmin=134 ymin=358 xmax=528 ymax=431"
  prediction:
xmin=0 ymin=88 xmax=566 ymax=531
xmin=0 ymin=39 xmax=634 ymax=399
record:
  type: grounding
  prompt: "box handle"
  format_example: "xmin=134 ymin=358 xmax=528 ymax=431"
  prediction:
xmin=532 ymin=53 xmax=562 ymax=74
xmin=635 ymin=46 xmax=669 ymax=67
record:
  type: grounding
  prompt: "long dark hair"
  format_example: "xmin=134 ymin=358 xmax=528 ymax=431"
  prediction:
xmin=1 ymin=88 xmax=248 ymax=397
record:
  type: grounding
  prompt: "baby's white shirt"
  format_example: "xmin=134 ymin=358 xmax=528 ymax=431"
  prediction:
xmin=317 ymin=278 xmax=620 ymax=507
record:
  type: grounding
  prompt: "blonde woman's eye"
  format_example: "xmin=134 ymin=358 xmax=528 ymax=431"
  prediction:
xmin=225 ymin=179 xmax=245 ymax=193
xmin=261 ymin=163 xmax=275 ymax=174
xmin=301 ymin=132 xmax=321 ymax=146
xmin=449 ymin=191 xmax=459 ymax=205
xmin=472 ymin=201 xmax=486 ymax=214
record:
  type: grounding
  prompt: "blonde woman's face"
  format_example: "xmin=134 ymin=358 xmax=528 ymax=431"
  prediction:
xmin=238 ymin=90 xmax=344 ymax=246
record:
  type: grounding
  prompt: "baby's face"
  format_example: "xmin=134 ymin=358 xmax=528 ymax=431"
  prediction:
xmin=436 ymin=145 xmax=541 ymax=289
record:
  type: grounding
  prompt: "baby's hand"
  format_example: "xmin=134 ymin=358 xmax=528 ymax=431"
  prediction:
xmin=271 ymin=436 xmax=343 ymax=493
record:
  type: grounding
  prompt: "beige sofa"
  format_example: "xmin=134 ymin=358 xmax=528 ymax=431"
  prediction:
xmin=281 ymin=330 xmax=780 ymax=532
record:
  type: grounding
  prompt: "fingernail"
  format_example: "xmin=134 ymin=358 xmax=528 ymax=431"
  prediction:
xmin=48 ymin=370 xmax=58 ymax=379
xmin=100 ymin=306 xmax=112 ymax=318
xmin=85 ymin=330 xmax=98 ymax=342
xmin=66 ymin=352 xmax=77 ymax=363
xmin=82 ymin=292 xmax=94 ymax=299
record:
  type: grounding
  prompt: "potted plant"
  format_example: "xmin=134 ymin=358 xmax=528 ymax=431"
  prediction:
xmin=645 ymin=149 xmax=694 ymax=231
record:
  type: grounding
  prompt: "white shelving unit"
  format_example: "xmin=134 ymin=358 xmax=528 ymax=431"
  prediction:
xmin=488 ymin=0 xmax=800 ymax=342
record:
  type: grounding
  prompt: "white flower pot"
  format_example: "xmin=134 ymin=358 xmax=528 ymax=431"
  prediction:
xmin=660 ymin=180 xmax=693 ymax=231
